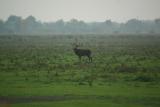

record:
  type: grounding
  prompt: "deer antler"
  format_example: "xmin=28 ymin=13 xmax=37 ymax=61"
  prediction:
xmin=72 ymin=38 xmax=80 ymax=48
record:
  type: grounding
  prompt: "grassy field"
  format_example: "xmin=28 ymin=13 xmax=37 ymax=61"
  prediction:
xmin=0 ymin=34 xmax=160 ymax=107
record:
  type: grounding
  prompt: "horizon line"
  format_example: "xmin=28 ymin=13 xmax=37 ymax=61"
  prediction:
xmin=0 ymin=15 xmax=159 ymax=23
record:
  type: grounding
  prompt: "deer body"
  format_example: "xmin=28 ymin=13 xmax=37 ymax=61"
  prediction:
xmin=73 ymin=47 xmax=92 ymax=62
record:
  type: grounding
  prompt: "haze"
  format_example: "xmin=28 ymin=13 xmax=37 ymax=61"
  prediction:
xmin=0 ymin=0 xmax=160 ymax=22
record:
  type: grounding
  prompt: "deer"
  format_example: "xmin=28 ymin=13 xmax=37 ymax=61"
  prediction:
xmin=73 ymin=44 xmax=92 ymax=62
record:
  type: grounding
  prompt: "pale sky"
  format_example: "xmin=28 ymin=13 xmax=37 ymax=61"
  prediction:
xmin=0 ymin=0 xmax=160 ymax=22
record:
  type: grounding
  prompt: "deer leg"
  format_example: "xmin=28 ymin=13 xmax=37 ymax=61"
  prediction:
xmin=89 ymin=57 xmax=92 ymax=62
xmin=87 ymin=55 xmax=92 ymax=62
xmin=79 ymin=56 xmax=81 ymax=61
xmin=90 ymin=56 xmax=92 ymax=62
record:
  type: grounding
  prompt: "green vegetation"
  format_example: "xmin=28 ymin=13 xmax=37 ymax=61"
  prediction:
xmin=0 ymin=34 xmax=160 ymax=107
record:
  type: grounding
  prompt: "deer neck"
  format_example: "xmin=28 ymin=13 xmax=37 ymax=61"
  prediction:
xmin=74 ymin=48 xmax=78 ymax=52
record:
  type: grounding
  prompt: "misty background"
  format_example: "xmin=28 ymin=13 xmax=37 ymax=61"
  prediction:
xmin=0 ymin=15 xmax=160 ymax=34
xmin=0 ymin=0 xmax=160 ymax=34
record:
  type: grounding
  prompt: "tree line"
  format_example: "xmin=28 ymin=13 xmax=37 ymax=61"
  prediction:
xmin=0 ymin=15 xmax=160 ymax=34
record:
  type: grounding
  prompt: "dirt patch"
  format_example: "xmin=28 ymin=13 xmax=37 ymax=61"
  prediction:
xmin=0 ymin=95 xmax=159 ymax=106
xmin=0 ymin=95 xmax=77 ymax=104
xmin=0 ymin=95 xmax=110 ymax=104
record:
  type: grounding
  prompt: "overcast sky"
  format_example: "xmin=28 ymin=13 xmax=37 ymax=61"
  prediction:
xmin=0 ymin=0 xmax=160 ymax=22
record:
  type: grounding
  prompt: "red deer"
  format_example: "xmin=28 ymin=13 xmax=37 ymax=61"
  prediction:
xmin=73 ymin=45 xmax=92 ymax=62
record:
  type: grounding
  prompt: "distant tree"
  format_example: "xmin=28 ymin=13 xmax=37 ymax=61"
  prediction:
xmin=0 ymin=15 xmax=160 ymax=34
xmin=0 ymin=20 xmax=5 ymax=33
xmin=104 ymin=20 xmax=114 ymax=33
xmin=22 ymin=15 xmax=37 ymax=33
xmin=5 ymin=15 xmax=22 ymax=33
xmin=155 ymin=18 xmax=160 ymax=24
xmin=154 ymin=18 xmax=160 ymax=33
xmin=125 ymin=19 xmax=143 ymax=34
xmin=56 ymin=19 xmax=65 ymax=26
xmin=55 ymin=19 xmax=65 ymax=33
xmin=105 ymin=20 xmax=112 ymax=25
xmin=66 ymin=19 xmax=80 ymax=33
